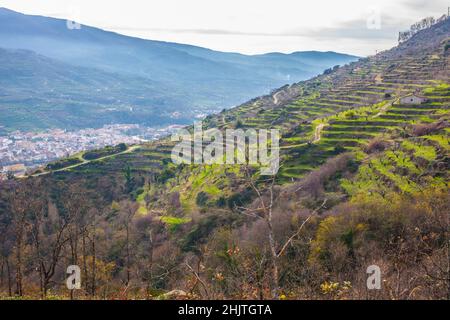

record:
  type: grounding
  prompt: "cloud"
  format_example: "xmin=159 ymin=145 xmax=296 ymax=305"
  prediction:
xmin=401 ymin=0 xmax=438 ymax=10
xmin=109 ymin=6 xmax=443 ymax=43
xmin=112 ymin=19 xmax=397 ymax=41
xmin=288 ymin=16 xmax=401 ymax=41
xmin=109 ymin=27 xmax=274 ymax=36
xmin=1 ymin=0 xmax=447 ymax=56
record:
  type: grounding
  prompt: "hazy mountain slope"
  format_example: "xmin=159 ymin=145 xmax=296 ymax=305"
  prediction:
xmin=0 ymin=48 xmax=195 ymax=131
xmin=0 ymin=7 xmax=359 ymax=131
xmin=0 ymin=8 xmax=358 ymax=79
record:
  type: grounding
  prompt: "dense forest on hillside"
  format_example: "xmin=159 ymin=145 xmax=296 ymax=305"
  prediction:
xmin=0 ymin=16 xmax=449 ymax=300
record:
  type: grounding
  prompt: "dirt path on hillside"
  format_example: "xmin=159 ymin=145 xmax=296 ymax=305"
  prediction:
xmin=30 ymin=145 xmax=140 ymax=177
xmin=375 ymin=73 xmax=383 ymax=84
xmin=313 ymin=123 xmax=326 ymax=143
xmin=273 ymin=91 xmax=282 ymax=105
xmin=372 ymin=99 xmax=398 ymax=118
xmin=280 ymin=122 xmax=326 ymax=150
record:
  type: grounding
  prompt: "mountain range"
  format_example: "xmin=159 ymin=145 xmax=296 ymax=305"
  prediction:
xmin=0 ymin=7 xmax=359 ymax=132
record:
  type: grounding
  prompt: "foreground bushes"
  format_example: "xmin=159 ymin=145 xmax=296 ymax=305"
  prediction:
xmin=307 ymin=188 xmax=449 ymax=299
xmin=0 ymin=169 xmax=447 ymax=299
xmin=195 ymin=187 xmax=449 ymax=299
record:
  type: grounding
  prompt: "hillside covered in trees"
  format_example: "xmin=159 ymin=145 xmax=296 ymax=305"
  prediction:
xmin=0 ymin=16 xmax=449 ymax=300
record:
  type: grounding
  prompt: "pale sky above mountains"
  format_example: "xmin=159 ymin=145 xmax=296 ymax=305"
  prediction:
xmin=0 ymin=0 xmax=448 ymax=56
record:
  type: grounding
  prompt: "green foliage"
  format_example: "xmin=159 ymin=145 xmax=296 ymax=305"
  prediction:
xmin=196 ymin=191 xmax=210 ymax=206
xmin=46 ymin=158 xmax=82 ymax=170
xmin=226 ymin=188 xmax=254 ymax=209
xmin=83 ymin=143 xmax=127 ymax=161
xmin=180 ymin=215 xmax=219 ymax=252
xmin=157 ymin=166 xmax=176 ymax=184
xmin=123 ymin=164 xmax=136 ymax=194
xmin=160 ymin=216 xmax=191 ymax=232
xmin=215 ymin=197 xmax=227 ymax=208
xmin=309 ymin=187 xmax=448 ymax=274
xmin=401 ymin=140 xmax=437 ymax=161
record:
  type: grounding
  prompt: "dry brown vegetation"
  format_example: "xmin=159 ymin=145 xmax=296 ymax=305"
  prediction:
xmin=410 ymin=121 xmax=447 ymax=137
xmin=364 ymin=138 xmax=391 ymax=154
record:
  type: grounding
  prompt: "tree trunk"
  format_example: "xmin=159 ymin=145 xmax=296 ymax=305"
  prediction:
xmin=447 ymin=236 xmax=450 ymax=300
xmin=82 ymin=234 xmax=88 ymax=295
xmin=70 ymin=226 xmax=79 ymax=300
xmin=126 ymin=222 xmax=130 ymax=286
xmin=43 ymin=277 xmax=50 ymax=297
xmin=146 ymin=229 xmax=154 ymax=299
xmin=6 ymin=258 xmax=12 ymax=297
xmin=267 ymin=217 xmax=279 ymax=300
xmin=39 ymin=265 xmax=44 ymax=299
xmin=15 ymin=230 xmax=23 ymax=296
xmin=256 ymin=263 xmax=264 ymax=300
xmin=0 ymin=258 xmax=3 ymax=289
xmin=91 ymin=233 xmax=96 ymax=297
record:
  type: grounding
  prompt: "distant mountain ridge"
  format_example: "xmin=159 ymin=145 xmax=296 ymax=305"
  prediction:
xmin=0 ymin=7 xmax=359 ymax=132
xmin=0 ymin=47 xmax=183 ymax=131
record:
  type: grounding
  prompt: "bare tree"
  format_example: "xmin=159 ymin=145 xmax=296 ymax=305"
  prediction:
xmin=120 ymin=200 xmax=139 ymax=286
xmin=237 ymin=168 xmax=280 ymax=299
xmin=10 ymin=183 xmax=30 ymax=296
xmin=238 ymin=166 xmax=329 ymax=299
xmin=134 ymin=214 xmax=162 ymax=298
xmin=30 ymin=200 xmax=73 ymax=297
xmin=0 ymin=185 xmax=14 ymax=297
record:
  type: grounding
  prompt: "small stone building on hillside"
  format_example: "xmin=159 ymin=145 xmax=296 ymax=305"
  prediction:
xmin=400 ymin=94 xmax=427 ymax=105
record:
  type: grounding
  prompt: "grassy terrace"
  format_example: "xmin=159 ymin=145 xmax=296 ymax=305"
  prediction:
xmin=42 ymin=142 xmax=174 ymax=178
xmin=22 ymin=44 xmax=448 ymax=230
xmin=341 ymin=133 xmax=448 ymax=197
xmin=278 ymin=78 xmax=449 ymax=180
xmin=34 ymin=46 xmax=449 ymax=201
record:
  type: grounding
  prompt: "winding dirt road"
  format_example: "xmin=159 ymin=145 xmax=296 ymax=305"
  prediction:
xmin=273 ymin=91 xmax=282 ymax=105
xmin=30 ymin=145 xmax=140 ymax=177
xmin=313 ymin=123 xmax=326 ymax=143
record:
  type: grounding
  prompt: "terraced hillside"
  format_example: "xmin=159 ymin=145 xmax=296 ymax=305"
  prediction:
xmin=2 ymin=16 xmax=449 ymax=300
xmin=35 ymin=18 xmax=449 ymax=192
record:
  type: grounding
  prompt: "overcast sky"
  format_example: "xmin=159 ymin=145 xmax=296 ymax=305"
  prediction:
xmin=0 ymin=0 xmax=448 ymax=56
